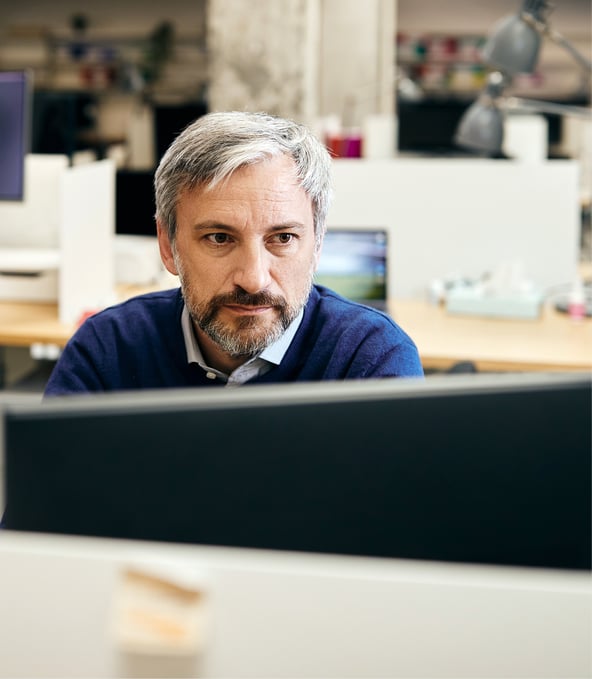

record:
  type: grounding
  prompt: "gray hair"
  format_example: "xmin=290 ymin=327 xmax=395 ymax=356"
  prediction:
xmin=154 ymin=111 xmax=333 ymax=245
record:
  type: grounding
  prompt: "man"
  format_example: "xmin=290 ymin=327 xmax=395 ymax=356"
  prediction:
xmin=44 ymin=111 xmax=423 ymax=395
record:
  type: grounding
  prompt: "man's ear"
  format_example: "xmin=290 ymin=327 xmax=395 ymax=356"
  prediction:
xmin=156 ymin=219 xmax=179 ymax=276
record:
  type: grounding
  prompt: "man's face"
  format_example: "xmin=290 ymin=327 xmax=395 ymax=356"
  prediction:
xmin=157 ymin=155 xmax=319 ymax=367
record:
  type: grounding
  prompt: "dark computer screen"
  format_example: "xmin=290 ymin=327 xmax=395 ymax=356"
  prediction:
xmin=153 ymin=101 xmax=207 ymax=162
xmin=31 ymin=89 xmax=96 ymax=157
xmin=115 ymin=169 xmax=157 ymax=237
xmin=3 ymin=373 xmax=590 ymax=570
xmin=397 ymin=98 xmax=472 ymax=154
xmin=114 ymin=103 xmax=207 ymax=237
xmin=0 ymin=70 xmax=31 ymax=201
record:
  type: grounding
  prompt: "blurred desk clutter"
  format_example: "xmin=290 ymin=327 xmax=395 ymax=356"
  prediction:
xmin=390 ymin=294 xmax=592 ymax=374
xmin=431 ymin=259 xmax=545 ymax=320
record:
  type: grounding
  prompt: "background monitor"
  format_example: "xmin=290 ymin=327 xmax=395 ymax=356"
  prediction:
xmin=315 ymin=228 xmax=388 ymax=309
xmin=115 ymin=168 xmax=157 ymax=237
xmin=153 ymin=101 xmax=208 ymax=162
xmin=115 ymin=102 xmax=207 ymax=238
xmin=0 ymin=70 xmax=31 ymax=201
xmin=3 ymin=372 xmax=590 ymax=571
xmin=31 ymin=89 xmax=96 ymax=157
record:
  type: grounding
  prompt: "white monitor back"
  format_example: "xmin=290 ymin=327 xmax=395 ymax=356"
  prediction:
xmin=327 ymin=159 xmax=581 ymax=299
xmin=0 ymin=154 xmax=116 ymax=321
xmin=0 ymin=154 xmax=68 ymax=249
xmin=0 ymin=531 xmax=590 ymax=679
xmin=59 ymin=158 xmax=116 ymax=324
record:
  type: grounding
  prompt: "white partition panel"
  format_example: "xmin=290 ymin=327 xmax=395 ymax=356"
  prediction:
xmin=0 ymin=155 xmax=66 ymax=302
xmin=0 ymin=532 xmax=590 ymax=678
xmin=0 ymin=156 xmax=116 ymax=318
xmin=59 ymin=159 xmax=117 ymax=325
xmin=328 ymin=159 xmax=581 ymax=299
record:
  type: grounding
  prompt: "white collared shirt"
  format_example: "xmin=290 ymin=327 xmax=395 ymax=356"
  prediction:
xmin=181 ymin=305 xmax=303 ymax=386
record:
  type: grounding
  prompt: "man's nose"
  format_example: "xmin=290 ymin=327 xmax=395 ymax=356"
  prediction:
xmin=232 ymin=244 xmax=272 ymax=293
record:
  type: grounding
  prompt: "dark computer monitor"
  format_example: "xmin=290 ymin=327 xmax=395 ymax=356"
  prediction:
xmin=115 ymin=168 xmax=157 ymax=237
xmin=0 ymin=70 xmax=31 ymax=201
xmin=31 ymin=89 xmax=96 ymax=157
xmin=153 ymin=101 xmax=207 ymax=162
xmin=2 ymin=373 xmax=590 ymax=570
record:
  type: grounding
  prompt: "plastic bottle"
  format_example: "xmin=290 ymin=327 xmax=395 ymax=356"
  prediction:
xmin=568 ymin=276 xmax=586 ymax=321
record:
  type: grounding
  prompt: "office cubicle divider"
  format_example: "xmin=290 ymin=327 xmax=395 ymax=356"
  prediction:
xmin=327 ymin=159 xmax=581 ymax=300
xmin=0 ymin=155 xmax=116 ymax=325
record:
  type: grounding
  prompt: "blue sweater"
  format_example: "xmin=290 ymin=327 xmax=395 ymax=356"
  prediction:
xmin=44 ymin=286 xmax=423 ymax=395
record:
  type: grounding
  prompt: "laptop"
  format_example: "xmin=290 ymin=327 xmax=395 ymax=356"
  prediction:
xmin=315 ymin=228 xmax=388 ymax=310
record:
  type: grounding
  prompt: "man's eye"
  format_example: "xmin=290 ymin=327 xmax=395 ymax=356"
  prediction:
xmin=276 ymin=233 xmax=296 ymax=244
xmin=206 ymin=233 xmax=231 ymax=244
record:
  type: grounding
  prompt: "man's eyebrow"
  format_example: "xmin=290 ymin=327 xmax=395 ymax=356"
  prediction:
xmin=191 ymin=221 xmax=308 ymax=232
xmin=268 ymin=222 xmax=308 ymax=232
xmin=191 ymin=220 xmax=234 ymax=232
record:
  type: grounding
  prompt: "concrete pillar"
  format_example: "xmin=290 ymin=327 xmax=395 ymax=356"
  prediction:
xmin=206 ymin=0 xmax=319 ymax=123
xmin=206 ymin=0 xmax=396 ymax=127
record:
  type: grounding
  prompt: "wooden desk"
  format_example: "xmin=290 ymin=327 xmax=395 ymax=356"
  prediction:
xmin=0 ymin=301 xmax=76 ymax=349
xmin=0 ymin=293 xmax=590 ymax=374
xmin=390 ymin=299 xmax=592 ymax=373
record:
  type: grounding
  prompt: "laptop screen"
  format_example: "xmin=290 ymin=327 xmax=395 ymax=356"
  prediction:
xmin=315 ymin=228 xmax=388 ymax=310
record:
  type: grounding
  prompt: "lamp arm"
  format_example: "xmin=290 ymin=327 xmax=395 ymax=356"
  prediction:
xmin=504 ymin=96 xmax=592 ymax=118
xmin=544 ymin=26 xmax=592 ymax=74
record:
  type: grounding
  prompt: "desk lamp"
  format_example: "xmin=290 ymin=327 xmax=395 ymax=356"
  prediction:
xmin=454 ymin=0 xmax=591 ymax=155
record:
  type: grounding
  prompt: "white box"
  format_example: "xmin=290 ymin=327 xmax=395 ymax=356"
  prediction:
xmin=446 ymin=287 xmax=543 ymax=320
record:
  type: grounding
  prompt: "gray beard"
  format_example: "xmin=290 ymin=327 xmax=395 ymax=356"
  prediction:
xmin=181 ymin=276 xmax=313 ymax=359
xmin=197 ymin=308 xmax=292 ymax=358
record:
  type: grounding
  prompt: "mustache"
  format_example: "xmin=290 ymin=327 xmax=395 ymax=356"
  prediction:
xmin=210 ymin=289 xmax=288 ymax=309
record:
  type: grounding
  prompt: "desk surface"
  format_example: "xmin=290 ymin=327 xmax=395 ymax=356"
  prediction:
xmin=390 ymin=298 xmax=592 ymax=373
xmin=0 ymin=289 xmax=590 ymax=374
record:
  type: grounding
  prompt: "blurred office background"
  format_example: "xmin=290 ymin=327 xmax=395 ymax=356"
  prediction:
xmin=0 ymin=0 xmax=590 ymax=388
xmin=1 ymin=0 xmax=590 ymax=253
xmin=1 ymin=0 xmax=590 ymax=242
xmin=1 ymin=0 xmax=589 ymax=162
xmin=1 ymin=0 xmax=589 ymax=278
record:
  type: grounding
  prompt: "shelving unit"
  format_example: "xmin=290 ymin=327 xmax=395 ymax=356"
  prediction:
xmin=396 ymin=30 xmax=591 ymax=101
xmin=395 ymin=29 xmax=591 ymax=155
xmin=0 ymin=28 xmax=207 ymax=99
xmin=0 ymin=23 xmax=208 ymax=167
xmin=397 ymin=32 xmax=488 ymax=96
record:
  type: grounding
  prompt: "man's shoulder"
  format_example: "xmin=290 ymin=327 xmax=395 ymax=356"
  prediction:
xmin=278 ymin=285 xmax=423 ymax=380
xmin=305 ymin=284 xmax=419 ymax=349
xmin=308 ymin=285 xmax=396 ymax=327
